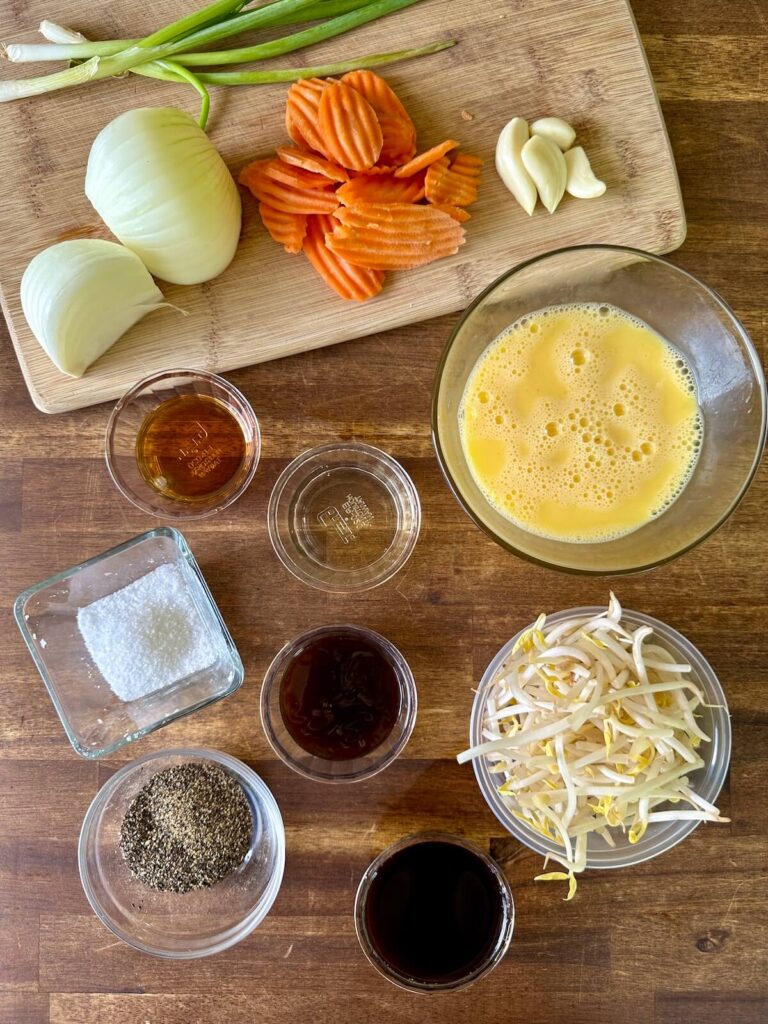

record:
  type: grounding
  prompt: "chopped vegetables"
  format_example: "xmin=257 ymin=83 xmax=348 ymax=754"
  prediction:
xmin=303 ymin=213 xmax=385 ymax=301
xmin=259 ymin=204 xmax=307 ymax=254
xmin=276 ymin=146 xmax=350 ymax=182
xmin=239 ymin=159 xmax=340 ymax=214
xmin=457 ymin=595 xmax=728 ymax=899
xmin=239 ymin=72 xmax=481 ymax=301
xmin=394 ymin=139 xmax=460 ymax=177
xmin=424 ymin=153 xmax=483 ymax=206
xmin=327 ymin=202 xmax=465 ymax=269
xmin=341 ymin=68 xmax=416 ymax=164
xmin=318 ymin=81 xmax=384 ymax=170
xmin=336 ymin=172 xmax=426 ymax=205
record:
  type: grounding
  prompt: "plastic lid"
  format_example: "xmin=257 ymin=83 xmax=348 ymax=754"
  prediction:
xmin=267 ymin=443 xmax=421 ymax=592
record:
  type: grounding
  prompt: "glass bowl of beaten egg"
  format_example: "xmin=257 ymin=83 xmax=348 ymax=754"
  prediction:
xmin=433 ymin=245 xmax=766 ymax=574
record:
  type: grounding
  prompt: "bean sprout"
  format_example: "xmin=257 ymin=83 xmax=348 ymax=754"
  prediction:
xmin=457 ymin=595 xmax=728 ymax=900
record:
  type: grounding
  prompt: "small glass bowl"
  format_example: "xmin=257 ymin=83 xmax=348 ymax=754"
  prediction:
xmin=470 ymin=607 xmax=731 ymax=869
xmin=106 ymin=368 xmax=260 ymax=520
xmin=79 ymin=748 xmax=285 ymax=958
xmin=433 ymin=245 xmax=767 ymax=574
xmin=267 ymin=443 xmax=421 ymax=592
xmin=354 ymin=832 xmax=514 ymax=992
xmin=14 ymin=528 xmax=243 ymax=758
xmin=260 ymin=624 xmax=417 ymax=784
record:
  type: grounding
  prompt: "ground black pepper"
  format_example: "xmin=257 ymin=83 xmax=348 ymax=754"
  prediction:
xmin=120 ymin=762 xmax=253 ymax=893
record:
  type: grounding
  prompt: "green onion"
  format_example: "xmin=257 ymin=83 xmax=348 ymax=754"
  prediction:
xmin=0 ymin=0 xmax=442 ymax=109
xmin=3 ymin=0 xmax=368 ymax=63
xmin=154 ymin=59 xmax=211 ymax=130
xmin=176 ymin=0 xmax=428 ymax=66
xmin=138 ymin=0 xmax=245 ymax=49
xmin=136 ymin=39 xmax=455 ymax=86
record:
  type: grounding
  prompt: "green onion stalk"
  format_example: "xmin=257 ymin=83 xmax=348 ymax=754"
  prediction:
xmin=0 ymin=0 xmax=447 ymax=112
xmin=142 ymin=39 xmax=453 ymax=130
xmin=6 ymin=1 xmax=373 ymax=61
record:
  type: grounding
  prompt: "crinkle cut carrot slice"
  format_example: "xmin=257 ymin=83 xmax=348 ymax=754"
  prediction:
xmin=259 ymin=203 xmax=307 ymax=254
xmin=239 ymin=161 xmax=339 ymax=215
xmin=350 ymin=164 xmax=399 ymax=176
xmin=337 ymin=171 xmax=425 ymax=206
xmin=341 ymin=69 xmax=416 ymax=164
xmin=430 ymin=203 xmax=472 ymax=222
xmin=425 ymin=152 xmax=483 ymax=206
xmin=246 ymin=157 xmax=336 ymax=191
xmin=276 ymin=145 xmax=349 ymax=182
xmin=303 ymin=214 xmax=385 ymax=301
xmin=376 ymin=112 xmax=417 ymax=165
xmin=394 ymin=139 xmax=460 ymax=178
xmin=318 ymin=81 xmax=383 ymax=172
xmin=285 ymin=78 xmax=331 ymax=157
xmin=326 ymin=202 xmax=465 ymax=270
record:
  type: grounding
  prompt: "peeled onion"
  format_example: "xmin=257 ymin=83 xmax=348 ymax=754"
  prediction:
xmin=85 ymin=107 xmax=241 ymax=285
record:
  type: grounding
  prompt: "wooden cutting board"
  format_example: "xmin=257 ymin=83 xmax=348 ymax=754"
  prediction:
xmin=0 ymin=0 xmax=684 ymax=413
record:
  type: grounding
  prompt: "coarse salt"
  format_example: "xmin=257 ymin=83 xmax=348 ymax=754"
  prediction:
xmin=77 ymin=562 xmax=220 ymax=702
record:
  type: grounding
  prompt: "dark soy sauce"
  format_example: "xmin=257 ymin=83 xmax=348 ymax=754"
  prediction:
xmin=278 ymin=632 xmax=401 ymax=760
xmin=363 ymin=839 xmax=507 ymax=985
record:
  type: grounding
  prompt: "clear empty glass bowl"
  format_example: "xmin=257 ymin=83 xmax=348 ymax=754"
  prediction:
xmin=106 ymin=368 xmax=260 ymax=520
xmin=469 ymin=607 xmax=731 ymax=869
xmin=79 ymin=748 xmax=285 ymax=958
xmin=267 ymin=443 xmax=421 ymax=592
xmin=433 ymin=245 xmax=767 ymax=573
xmin=14 ymin=528 xmax=243 ymax=758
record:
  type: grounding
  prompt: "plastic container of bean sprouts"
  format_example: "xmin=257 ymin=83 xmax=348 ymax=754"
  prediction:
xmin=469 ymin=607 xmax=731 ymax=870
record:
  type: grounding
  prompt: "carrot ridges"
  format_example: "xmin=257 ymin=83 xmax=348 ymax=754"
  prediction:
xmin=326 ymin=202 xmax=465 ymax=270
xmin=285 ymin=78 xmax=331 ymax=158
xmin=259 ymin=203 xmax=307 ymax=254
xmin=276 ymin=145 xmax=350 ymax=182
xmin=337 ymin=171 xmax=425 ymax=206
xmin=425 ymin=152 xmax=483 ymax=206
xmin=239 ymin=160 xmax=339 ymax=215
xmin=341 ymin=69 xmax=416 ymax=164
xmin=241 ymin=74 xmax=477 ymax=302
xmin=318 ymin=81 xmax=383 ymax=172
xmin=303 ymin=213 xmax=385 ymax=301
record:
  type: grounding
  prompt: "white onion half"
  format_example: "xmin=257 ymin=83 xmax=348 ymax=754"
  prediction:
xmin=21 ymin=238 xmax=168 ymax=377
xmin=85 ymin=107 xmax=242 ymax=285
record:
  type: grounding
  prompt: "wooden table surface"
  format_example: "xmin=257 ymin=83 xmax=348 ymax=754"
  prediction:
xmin=1 ymin=2 xmax=766 ymax=1022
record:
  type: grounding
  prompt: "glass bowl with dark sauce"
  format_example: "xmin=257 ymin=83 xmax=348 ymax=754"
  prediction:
xmin=355 ymin=832 xmax=514 ymax=991
xmin=260 ymin=624 xmax=417 ymax=783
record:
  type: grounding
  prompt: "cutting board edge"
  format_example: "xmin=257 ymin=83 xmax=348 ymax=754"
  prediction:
xmin=0 ymin=281 xmax=51 ymax=415
xmin=622 ymin=0 xmax=687 ymax=237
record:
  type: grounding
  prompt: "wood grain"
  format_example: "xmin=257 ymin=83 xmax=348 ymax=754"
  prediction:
xmin=0 ymin=0 xmax=685 ymax=412
xmin=0 ymin=1 xmax=766 ymax=1023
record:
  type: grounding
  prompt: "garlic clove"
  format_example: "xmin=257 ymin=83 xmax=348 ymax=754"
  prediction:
xmin=495 ymin=117 xmax=537 ymax=216
xmin=531 ymin=116 xmax=576 ymax=152
xmin=521 ymin=135 xmax=567 ymax=214
xmin=564 ymin=146 xmax=607 ymax=199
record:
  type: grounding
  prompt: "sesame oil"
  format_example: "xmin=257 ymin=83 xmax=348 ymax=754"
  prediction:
xmin=135 ymin=393 xmax=247 ymax=502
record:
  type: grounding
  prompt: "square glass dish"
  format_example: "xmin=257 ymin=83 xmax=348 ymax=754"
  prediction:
xmin=14 ymin=527 xmax=243 ymax=758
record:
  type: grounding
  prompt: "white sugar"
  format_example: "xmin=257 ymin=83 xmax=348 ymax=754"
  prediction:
xmin=77 ymin=562 xmax=220 ymax=703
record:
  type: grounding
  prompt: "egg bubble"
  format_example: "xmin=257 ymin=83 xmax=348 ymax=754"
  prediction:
xmin=459 ymin=302 xmax=702 ymax=542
